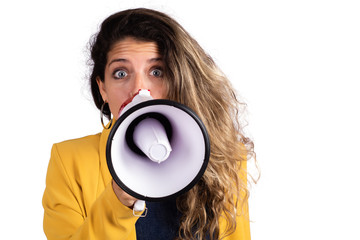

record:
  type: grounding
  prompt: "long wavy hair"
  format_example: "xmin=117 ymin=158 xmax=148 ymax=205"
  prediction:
xmin=89 ymin=8 xmax=256 ymax=240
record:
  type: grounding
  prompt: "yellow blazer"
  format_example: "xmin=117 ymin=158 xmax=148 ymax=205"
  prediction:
xmin=42 ymin=126 xmax=251 ymax=239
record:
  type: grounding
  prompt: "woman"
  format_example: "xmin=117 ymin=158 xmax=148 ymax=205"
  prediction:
xmin=43 ymin=8 xmax=255 ymax=240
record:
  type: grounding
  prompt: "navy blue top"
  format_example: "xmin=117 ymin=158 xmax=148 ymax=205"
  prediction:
xmin=135 ymin=199 xmax=182 ymax=240
xmin=135 ymin=200 xmax=211 ymax=240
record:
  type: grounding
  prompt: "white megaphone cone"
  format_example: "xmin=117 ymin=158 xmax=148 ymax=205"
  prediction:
xmin=106 ymin=89 xmax=210 ymax=215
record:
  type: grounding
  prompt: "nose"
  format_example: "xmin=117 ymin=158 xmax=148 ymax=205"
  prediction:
xmin=132 ymin=73 xmax=149 ymax=95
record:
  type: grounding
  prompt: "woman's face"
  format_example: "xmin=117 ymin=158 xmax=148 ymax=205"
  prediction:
xmin=97 ymin=37 xmax=167 ymax=120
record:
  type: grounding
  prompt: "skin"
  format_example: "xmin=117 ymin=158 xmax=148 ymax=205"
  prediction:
xmin=97 ymin=37 xmax=167 ymax=208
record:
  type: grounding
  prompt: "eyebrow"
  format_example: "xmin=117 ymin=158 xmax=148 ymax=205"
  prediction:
xmin=108 ymin=57 xmax=163 ymax=67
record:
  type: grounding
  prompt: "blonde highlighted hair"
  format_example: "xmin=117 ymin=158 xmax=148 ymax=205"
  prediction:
xmin=89 ymin=8 xmax=256 ymax=240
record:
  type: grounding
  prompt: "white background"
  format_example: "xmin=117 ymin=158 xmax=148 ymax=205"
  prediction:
xmin=1 ymin=0 xmax=359 ymax=239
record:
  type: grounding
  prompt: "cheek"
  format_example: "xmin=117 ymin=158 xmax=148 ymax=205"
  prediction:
xmin=106 ymin=91 xmax=129 ymax=119
xmin=149 ymin=81 xmax=168 ymax=99
xmin=151 ymin=90 xmax=165 ymax=99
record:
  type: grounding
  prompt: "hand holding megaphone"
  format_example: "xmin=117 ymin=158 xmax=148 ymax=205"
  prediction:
xmin=112 ymin=178 xmax=146 ymax=216
xmin=112 ymin=179 xmax=138 ymax=208
xmin=107 ymin=89 xmax=210 ymax=216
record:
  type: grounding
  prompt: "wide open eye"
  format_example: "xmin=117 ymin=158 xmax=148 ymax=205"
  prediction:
xmin=150 ymin=69 xmax=163 ymax=77
xmin=114 ymin=70 xmax=128 ymax=79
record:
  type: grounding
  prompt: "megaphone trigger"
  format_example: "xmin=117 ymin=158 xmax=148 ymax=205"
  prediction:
xmin=133 ymin=200 xmax=147 ymax=217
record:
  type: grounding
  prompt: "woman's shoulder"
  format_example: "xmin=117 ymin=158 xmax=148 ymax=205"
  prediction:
xmin=52 ymin=133 xmax=102 ymax=162
xmin=56 ymin=133 xmax=101 ymax=148
xmin=47 ymin=133 xmax=107 ymax=198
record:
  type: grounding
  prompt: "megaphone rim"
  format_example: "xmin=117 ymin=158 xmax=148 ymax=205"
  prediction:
xmin=106 ymin=99 xmax=210 ymax=202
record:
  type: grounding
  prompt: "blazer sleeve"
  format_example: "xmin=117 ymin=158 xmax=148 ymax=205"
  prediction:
xmin=42 ymin=144 xmax=139 ymax=240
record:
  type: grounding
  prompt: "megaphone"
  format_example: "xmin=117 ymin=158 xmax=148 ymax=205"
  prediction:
xmin=106 ymin=90 xmax=210 ymax=213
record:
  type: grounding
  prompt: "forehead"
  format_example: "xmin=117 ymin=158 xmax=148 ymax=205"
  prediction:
xmin=108 ymin=37 xmax=160 ymax=59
